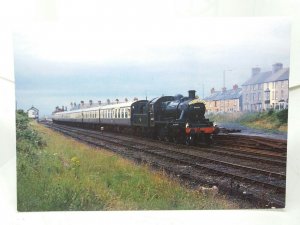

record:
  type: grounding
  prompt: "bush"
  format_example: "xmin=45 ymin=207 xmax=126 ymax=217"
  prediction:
xmin=267 ymin=109 xmax=274 ymax=116
xmin=16 ymin=111 xmax=46 ymax=153
xmin=276 ymin=109 xmax=288 ymax=123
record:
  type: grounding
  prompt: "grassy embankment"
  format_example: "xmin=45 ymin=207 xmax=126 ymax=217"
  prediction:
xmin=17 ymin=111 xmax=237 ymax=211
xmin=207 ymin=109 xmax=288 ymax=132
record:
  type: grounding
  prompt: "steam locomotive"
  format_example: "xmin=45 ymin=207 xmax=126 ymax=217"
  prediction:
xmin=52 ymin=90 xmax=216 ymax=145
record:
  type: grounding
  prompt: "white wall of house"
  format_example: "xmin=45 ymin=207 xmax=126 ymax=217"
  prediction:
xmin=27 ymin=109 xmax=38 ymax=119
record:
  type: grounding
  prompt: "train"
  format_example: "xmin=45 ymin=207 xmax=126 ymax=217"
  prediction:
xmin=52 ymin=90 xmax=217 ymax=145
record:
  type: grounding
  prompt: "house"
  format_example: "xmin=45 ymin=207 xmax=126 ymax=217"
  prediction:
xmin=242 ymin=63 xmax=289 ymax=112
xmin=27 ymin=106 xmax=39 ymax=119
xmin=204 ymin=85 xmax=242 ymax=113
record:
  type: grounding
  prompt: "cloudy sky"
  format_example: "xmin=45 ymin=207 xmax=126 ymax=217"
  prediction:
xmin=14 ymin=17 xmax=290 ymax=116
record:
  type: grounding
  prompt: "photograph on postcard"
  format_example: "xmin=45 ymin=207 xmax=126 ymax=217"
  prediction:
xmin=14 ymin=17 xmax=289 ymax=211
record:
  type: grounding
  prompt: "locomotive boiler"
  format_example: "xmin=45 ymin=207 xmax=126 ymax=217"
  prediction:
xmin=131 ymin=90 xmax=215 ymax=145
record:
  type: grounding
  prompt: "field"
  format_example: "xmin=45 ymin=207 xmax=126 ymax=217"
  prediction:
xmin=16 ymin=111 xmax=237 ymax=211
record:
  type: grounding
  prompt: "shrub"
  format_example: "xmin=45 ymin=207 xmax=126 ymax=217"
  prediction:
xmin=276 ymin=109 xmax=288 ymax=123
xmin=267 ymin=109 xmax=274 ymax=116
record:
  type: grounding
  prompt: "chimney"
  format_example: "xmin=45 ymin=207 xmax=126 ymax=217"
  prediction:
xmin=252 ymin=67 xmax=261 ymax=77
xmin=233 ymin=84 xmax=238 ymax=90
xmin=211 ymin=88 xmax=215 ymax=94
xmin=98 ymin=100 xmax=101 ymax=105
xmin=62 ymin=106 xmax=64 ymax=111
xmin=272 ymin=63 xmax=283 ymax=73
xmin=222 ymin=87 xmax=226 ymax=93
xmin=89 ymin=100 xmax=93 ymax=106
xmin=188 ymin=90 xmax=196 ymax=99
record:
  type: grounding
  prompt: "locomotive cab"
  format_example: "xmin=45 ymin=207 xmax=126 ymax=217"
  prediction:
xmin=131 ymin=100 xmax=149 ymax=127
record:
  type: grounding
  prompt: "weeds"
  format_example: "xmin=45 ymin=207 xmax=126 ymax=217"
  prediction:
xmin=207 ymin=109 xmax=288 ymax=132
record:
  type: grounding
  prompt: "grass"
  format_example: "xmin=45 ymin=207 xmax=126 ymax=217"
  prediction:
xmin=207 ymin=109 xmax=288 ymax=132
xmin=17 ymin=111 xmax=238 ymax=211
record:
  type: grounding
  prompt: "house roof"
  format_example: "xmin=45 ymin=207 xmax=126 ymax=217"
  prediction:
xmin=27 ymin=106 xmax=39 ymax=112
xmin=242 ymin=68 xmax=289 ymax=86
xmin=203 ymin=88 xmax=242 ymax=101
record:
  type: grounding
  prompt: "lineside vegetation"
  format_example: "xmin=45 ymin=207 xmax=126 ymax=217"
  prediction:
xmin=207 ymin=109 xmax=288 ymax=132
xmin=17 ymin=111 xmax=237 ymax=211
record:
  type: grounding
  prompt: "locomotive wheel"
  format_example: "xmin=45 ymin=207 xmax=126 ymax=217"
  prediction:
xmin=185 ymin=135 xmax=194 ymax=146
xmin=157 ymin=127 xmax=166 ymax=141
xmin=205 ymin=134 xmax=213 ymax=146
xmin=172 ymin=137 xmax=178 ymax=144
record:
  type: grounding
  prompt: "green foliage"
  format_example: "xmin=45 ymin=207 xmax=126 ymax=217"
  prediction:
xmin=276 ymin=109 xmax=288 ymax=123
xmin=207 ymin=109 xmax=288 ymax=132
xmin=267 ymin=109 xmax=274 ymax=116
xmin=16 ymin=111 xmax=46 ymax=151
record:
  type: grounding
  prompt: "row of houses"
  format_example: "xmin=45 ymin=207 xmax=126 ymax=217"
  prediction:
xmin=204 ymin=63 xmax=289 ymax=113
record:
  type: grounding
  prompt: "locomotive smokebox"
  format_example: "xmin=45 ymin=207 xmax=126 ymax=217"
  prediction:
xmin=188 ymin=90 xmax=196 ymax=99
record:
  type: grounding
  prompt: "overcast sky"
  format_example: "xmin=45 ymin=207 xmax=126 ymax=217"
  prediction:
xmin=14 ymin=17 xmax=290 ymax=116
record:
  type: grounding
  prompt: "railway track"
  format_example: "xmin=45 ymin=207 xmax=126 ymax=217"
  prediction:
xmin=42 ymin=122 xmax=286 ymax=208
xmin=214 ymin=134 xmax=287 ymax=154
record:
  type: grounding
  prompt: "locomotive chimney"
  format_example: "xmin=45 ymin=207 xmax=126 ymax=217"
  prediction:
xmin=188 ymin=90 xmax=196 ymax=99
